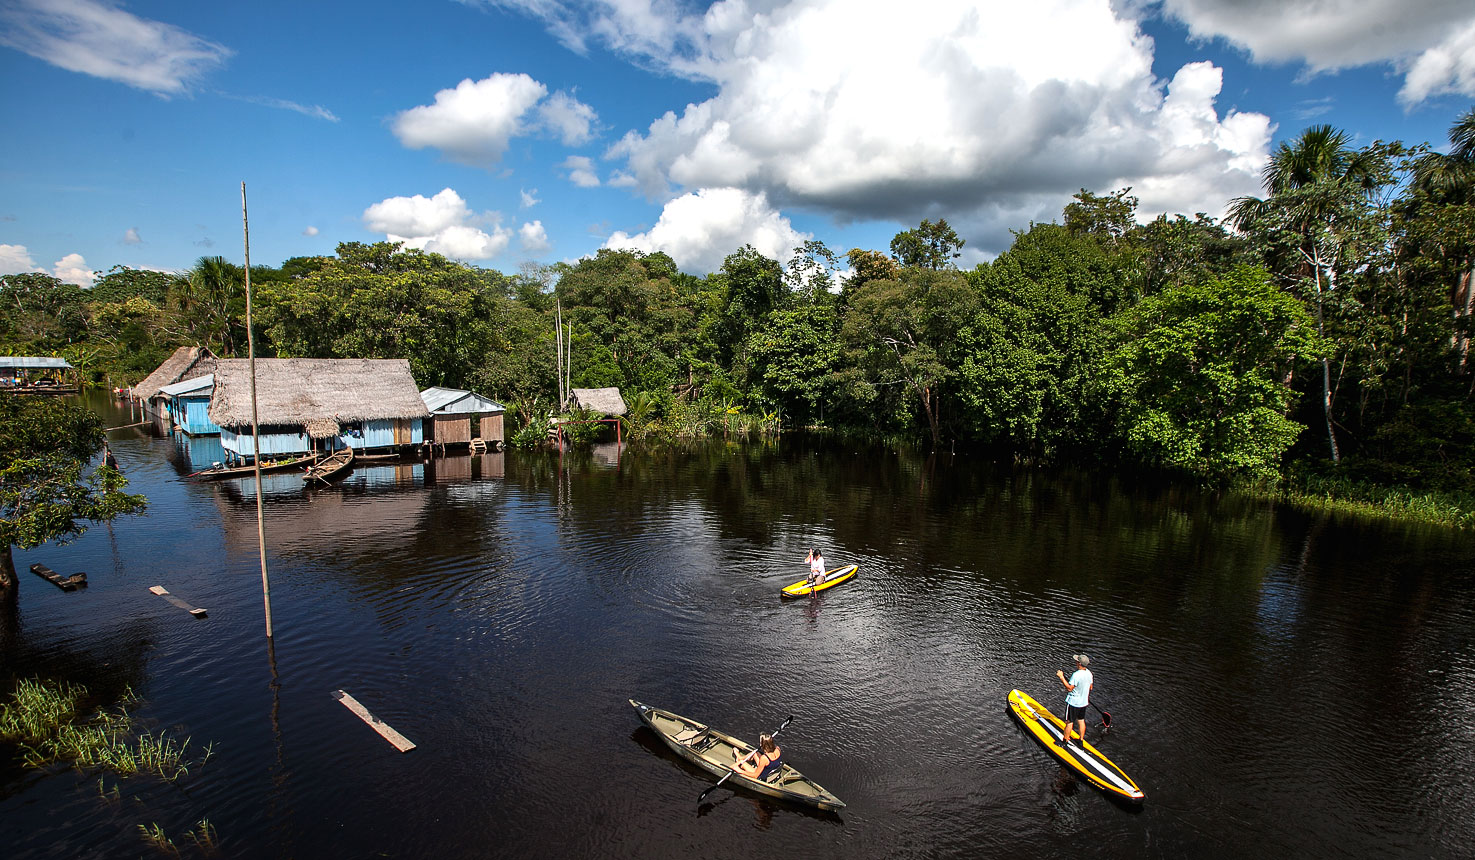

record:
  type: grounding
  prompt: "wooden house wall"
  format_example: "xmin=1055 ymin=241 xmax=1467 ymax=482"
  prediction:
xmin=433 ymin=414 xmax=472 ymax=444
xmin=482 ymin=414 xmax=504 ymax=443
xmin=172 ymin=396 xmax=220 ymax=436
xmin=221 ymin=427 xmax=311 ymax=458
xmin=353 ymin=418 xmax=423 ymax=449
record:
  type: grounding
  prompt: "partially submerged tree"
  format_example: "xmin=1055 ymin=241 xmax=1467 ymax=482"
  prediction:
xmin=0 ymin=394 xmax=147 ymax=601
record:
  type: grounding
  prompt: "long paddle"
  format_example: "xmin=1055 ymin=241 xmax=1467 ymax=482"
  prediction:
xmin=697 ymin=715 xmax=793 ymax=804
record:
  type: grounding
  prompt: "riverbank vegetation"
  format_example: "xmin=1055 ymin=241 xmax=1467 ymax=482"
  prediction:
xmin=3 ymin=109 xmax=1473 ymax=525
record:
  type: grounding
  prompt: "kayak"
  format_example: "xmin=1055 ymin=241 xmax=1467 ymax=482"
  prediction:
xmin=629 ymin=699 xmax=846 ymax=810
xmin=780 ymin=564 xmax=859 ymax=598
xmin=1006 ymin=689 xmax=1145 ymax=804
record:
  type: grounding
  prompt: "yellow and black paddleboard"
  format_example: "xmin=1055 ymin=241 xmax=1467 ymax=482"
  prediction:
xmin=1007 ymin=689 xmax=1145 ymax=804
xmin=781 ymin=564 xmax=859 ymax=598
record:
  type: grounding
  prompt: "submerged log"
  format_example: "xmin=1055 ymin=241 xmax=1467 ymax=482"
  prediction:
xmin=30 ymin=564 xmax=86 ymax=591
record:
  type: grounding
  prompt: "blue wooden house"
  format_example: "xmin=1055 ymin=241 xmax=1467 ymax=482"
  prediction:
xmin=208 ymin=358 xmax=429 ymax=464
xmin=158 ymin=374 xmax=219 ymax=435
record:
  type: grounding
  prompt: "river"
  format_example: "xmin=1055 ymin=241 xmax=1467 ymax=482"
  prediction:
xmin=2 ymin=391 xmax=1472 ymax=858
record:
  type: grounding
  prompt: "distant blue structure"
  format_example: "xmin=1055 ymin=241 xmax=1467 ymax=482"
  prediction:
xmin=158 ymin=374 xmax=219 ymax=435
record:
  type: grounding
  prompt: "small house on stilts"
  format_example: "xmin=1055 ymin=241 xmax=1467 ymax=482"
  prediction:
xmin=420 ymin=386 xmax=506 ymax=451
xmin=207 ymin=358 xmax=429 ymax=466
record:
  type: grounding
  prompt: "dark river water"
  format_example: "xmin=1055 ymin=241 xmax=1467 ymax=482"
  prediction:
xmin=3 ymin=392 xmax=1473 ymax=858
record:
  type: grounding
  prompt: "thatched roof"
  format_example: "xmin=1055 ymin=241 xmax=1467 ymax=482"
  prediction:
xmin=135 ymin=347 xmax=214 ymax=400
xmin=208 ymin=358 xmax=430 ymax=437
xmin=571 ymin=387 xmax=627 ymax=416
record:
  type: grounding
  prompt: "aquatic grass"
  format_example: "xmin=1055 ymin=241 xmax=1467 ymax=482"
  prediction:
xmin=183 ymin=819 xmax=218 ymax=851
xmin=1271 ymin=473 xmax=1475 ymax=530
xmin=1 ymin=678 xmax=208 ymax=781
xmin=137 ymin=822 xmax=178 ymax=855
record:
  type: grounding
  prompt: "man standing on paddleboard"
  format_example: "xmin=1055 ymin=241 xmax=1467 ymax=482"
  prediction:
xmin=1056 ymin=654 xmax=1092 ymax=746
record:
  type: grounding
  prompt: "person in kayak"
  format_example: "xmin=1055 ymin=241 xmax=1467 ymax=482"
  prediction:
xmin=805 ymin=548 xmax=827 ymax=587
xmin=1055 ymin=654 xmax=1093 ymax=746
xmin=732 ymin=733 xmax=783 ymax=782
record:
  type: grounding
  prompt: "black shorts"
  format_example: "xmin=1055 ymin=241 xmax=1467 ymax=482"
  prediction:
xmin=1066 ymin=704 xmax=1089 ymax=721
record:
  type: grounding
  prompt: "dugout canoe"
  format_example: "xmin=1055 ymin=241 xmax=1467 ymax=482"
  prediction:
xmin=186 ymin=454 xmax=315 ymax=480
xmin=304 ymin=447 xmax=355 ymax=484
xmin=629 ymin=699 xmax=845 ymax=810
xmin=1007 ymin=689 xmax=1144 ymax=804
xmin=780 ymin=564 xmax=859 ymax=598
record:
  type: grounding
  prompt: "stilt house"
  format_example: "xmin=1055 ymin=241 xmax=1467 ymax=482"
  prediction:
xmin=208 ymin=358 xmax=429 ymax=463
xmin=133 ymin=347 xmax=215 ymax=417
xmin=158 ymin=374 xmax=219 ymax=435
xmin=420 ymin=386 xmax=506 ymax=447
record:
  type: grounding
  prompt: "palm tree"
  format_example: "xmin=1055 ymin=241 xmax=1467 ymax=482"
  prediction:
xmin=1408 ymin=108 xmax=1475 ymax=371
xmin=1229 ymin=125 xmax=1385 ymax=464
xmin=186 ymin=256 xmax=244 ymax=356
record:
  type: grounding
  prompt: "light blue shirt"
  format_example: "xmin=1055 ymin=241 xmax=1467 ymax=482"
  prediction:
xmin=1066 ymin=668 xmax=1092 ymax=707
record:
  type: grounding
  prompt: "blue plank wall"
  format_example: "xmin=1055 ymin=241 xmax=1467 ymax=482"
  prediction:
xmin=221 ymin=419 xmax=423 ymax=460
xmin=171 ymin=395 xmax=221 ymax=436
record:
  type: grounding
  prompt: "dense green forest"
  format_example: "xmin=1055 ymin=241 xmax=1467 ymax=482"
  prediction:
xmin=4 ymin=113 xmax=1474 ymax=519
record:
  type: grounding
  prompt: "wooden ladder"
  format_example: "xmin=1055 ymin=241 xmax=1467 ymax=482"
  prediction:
xmin=469 ymin=437 xmax=487 ymax=453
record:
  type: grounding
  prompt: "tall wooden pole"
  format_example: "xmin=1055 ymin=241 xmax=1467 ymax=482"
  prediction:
xmin=242 ymin=182 xmax=274 ymax=639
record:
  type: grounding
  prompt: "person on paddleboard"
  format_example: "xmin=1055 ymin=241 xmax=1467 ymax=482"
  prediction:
xmin=732 ymin=733 xmax=783 ymax=782
xmin=805 ymin=548 xmax=827 ymax=587
xmin=1055 ymin=654 xmax=1093 ymax=746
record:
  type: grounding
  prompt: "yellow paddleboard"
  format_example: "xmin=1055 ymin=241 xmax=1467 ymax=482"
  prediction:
xmin=1007 ymin=688 xmax=1144 ymax=804
xmin=781 ymin=564 xmax=858 ymax=598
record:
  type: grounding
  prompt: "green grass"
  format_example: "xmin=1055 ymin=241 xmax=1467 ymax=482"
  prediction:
xmin=0 ymin=678 xmax=209 ymax=780
xmin=1266 ymin=473 xmax=1475 ymax=529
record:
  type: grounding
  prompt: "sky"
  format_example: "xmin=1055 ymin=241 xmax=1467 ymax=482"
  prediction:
xmin=1 ymin=0 xmax=1473 ymax=285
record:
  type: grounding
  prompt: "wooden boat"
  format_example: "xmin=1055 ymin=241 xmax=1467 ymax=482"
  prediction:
xmin=781 ymin=564 xmax=859 ymax=598
xmin=630 ymin=700 xmax=845 ymax=810
xmin=304 ymin=447 xmax=355 ymax=483
xmin=1007 ymin=689 xmax=1144 ymax=804
xmin=186 ymin=454 xmax=315 ymax=480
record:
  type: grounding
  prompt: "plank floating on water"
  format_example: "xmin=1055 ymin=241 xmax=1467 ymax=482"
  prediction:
xmin=331 ymin=690 xmax=416 ymax=752
xmin=30 ymin=564 xmax=86 ymax=591
xmin=148 ymin=585 xmax=207 ymax=618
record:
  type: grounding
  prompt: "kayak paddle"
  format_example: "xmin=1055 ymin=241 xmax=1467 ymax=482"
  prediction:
xmin=697 ymin=714 xmax=793 ymax=804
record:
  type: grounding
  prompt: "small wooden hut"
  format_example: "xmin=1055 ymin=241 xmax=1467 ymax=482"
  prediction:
xmin=420 ymin=387 xmax=506 ymax=447
xmin=133 ymin=347 xmax=215 ymax=416
xmin=208 ymin=358 xmax=429 ymax=463
xmin=571 ymin=387 xmax=628 ymax=416
xmin=158 ymin=374 xmax=219 ymax=435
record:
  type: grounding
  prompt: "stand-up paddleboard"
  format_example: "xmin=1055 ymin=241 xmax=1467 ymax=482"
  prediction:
xmin=1007 ymin=689 xmax=1144 ymax=804
xmin=781 ymin=564 xmax=859 ymax=598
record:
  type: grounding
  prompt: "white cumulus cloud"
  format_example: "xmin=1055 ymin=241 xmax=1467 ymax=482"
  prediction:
xmin=392 ymin=72 xmax=598 ymax=168
xmin=520 ymin=187 xmax=540 ymax=208
xmin=1155 ymin=0 xmax=1475 ymax=104
xmin=591 ymin=0 xmax=1269 ymax=252
xmin=123 ymin=227 xmax=142 ymax=244
xmin=303 ymin=225 xmax=319 ymax=236
xmin=519 ymin=220 xmax=551 ymax=253
xmin=0 ymin=0 xmax=231 ymax=96
xmin=604 ymin=187 xmax=810 ymax=274
xmin=362 ymin=188 xmax=511 ymax=260
xmin=0 ymin=244 xmax=42 ymax=274
xmin=561 ymin=155 xmax=601 ymax=187
xmin=52 ymin=253 xmax=94 ymax=286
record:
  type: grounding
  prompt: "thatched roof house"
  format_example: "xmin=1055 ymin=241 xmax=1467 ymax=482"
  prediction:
xmin=209 ymin=358 xmax=429 ymax=439
xmin=571 ymin=387 xmax=627 ymax=416
xmin=134 ymin=346 xmax=214 ymax=401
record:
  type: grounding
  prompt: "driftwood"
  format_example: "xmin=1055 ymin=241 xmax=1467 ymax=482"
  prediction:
xmin=30 ymin=564 xmax=86 ymax=591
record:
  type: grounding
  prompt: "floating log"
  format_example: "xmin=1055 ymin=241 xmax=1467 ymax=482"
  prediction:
xmin=148 ymin=585 xmax=207 ymax=618
xmin=30 ymin=564 xmax=86 ymax=591
xmin=331 ymin=690 xmax=416 ymax=752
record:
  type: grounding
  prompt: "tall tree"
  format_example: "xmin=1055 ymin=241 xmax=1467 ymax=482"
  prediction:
xmin=1405 ymin=107 xmax=1475 ymax=372
xmin=889 ymin=219 xmax=966 ymax=270
xmin=1230 ymin=125 xmax=1388 ymax=464
xmin=0 ymin=394 xmax=147 ymax=601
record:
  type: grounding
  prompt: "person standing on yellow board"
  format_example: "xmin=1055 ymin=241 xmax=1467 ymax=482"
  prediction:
xmin=805 ymin=548 xmax=826 ymax=588
xmin=1055 ymin=654 xmax=1093 ymax=746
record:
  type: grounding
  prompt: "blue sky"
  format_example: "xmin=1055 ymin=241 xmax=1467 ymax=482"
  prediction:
xmin=2 ymin=0 xmax=1473 ymax=284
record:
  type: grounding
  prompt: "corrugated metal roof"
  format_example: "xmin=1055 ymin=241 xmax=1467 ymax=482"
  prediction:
xmin=0 ymin=356 xmax=74 ymax=369
xmin=420 ymin=386 xmax=505 ymax=414
xmin=158 ymin=374 xmax=214 ymax=396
